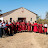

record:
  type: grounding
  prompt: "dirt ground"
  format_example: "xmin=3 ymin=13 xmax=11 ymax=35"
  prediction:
xmin=0 ymin=32 xmax=48 ymax=48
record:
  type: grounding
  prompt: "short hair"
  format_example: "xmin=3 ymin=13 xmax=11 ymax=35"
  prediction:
xmin=35 ymin=21 xmax=36 ymax=22
xmin=0 ymin=20 xmax=1 ymax=22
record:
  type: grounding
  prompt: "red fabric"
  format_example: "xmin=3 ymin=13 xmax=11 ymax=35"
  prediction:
xmin=33 ymin=23 xmax=38 ymax=32
xmin=6 ymin=24 xmax=9 ymax=27
xmin=32 ymin=24 xmax=34 ymax=31
xmin=44 ymin=27 xmax=47 ymax=33
xmin=5 ymin=27 xmax=7 ymax=30
xmin=10 ymin=23 xmax=13 ymax=30
xmin=13 ymin=22 xmax=17 ymax=32
xmin=16 ymin=22 xmax=21 ymax=31
xmin=27 ymin=23 xmax=31 ymax=31
xmin=38 ymin=24 xmax=43 ymax=33
xmin=21 ymin=22 xmax=26 ymax=30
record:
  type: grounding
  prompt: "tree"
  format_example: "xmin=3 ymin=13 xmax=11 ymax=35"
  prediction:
xmin=0 ymin=10 xmax=2 ymax=15
xmin=46 ymin=12 xmax=48 ymax=19
xmin=36 ymin=15 xmax=40 ymax=20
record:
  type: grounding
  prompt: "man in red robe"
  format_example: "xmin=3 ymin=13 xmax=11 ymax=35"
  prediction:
xmin=33 ymin=21 xmax=38 ymax=32
xmin=27 ymin=21 xmax=31 ymax=31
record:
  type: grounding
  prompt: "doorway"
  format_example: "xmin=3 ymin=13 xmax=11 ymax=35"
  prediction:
xmin=18 ymin=18 xmax=26 ymax=22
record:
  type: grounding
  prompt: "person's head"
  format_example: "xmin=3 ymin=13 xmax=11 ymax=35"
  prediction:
xmin=3 ymin=20 xmax=5 ymax=23
xmin=33 ymin=22 xmax=34 ymax=24
xmin=0 ymin=20 xmax=1 ymax=23
xmin=23 ymin=20 xmax=25 ymax=22
xmin=39 ymin=22 xmax=40 ymax=24
xmin=10 ymin=18 xmax=12 ymax=22
xmin=28 ymin=21 xmax=30 ymax=23
xmin=6 ymin=20 xmax=8 ymax=23
xmin=13 ymin=20 xmax=15 ymax=22
xmin=35 ymin=21 xmax=37 ymax=23
xmin=41 ymin=23 xmax=42 ymax=24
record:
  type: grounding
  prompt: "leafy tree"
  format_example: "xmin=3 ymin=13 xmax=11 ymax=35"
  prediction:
xmin=36 ymin=15 xmax=40 ymax=20
xmin=0 ymin=10 xmax=2 ymax=15
xmin=46 ymin=12 xmax=48 ymax=19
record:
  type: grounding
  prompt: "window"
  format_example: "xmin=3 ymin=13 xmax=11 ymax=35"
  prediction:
xmin=31 ymin=18 xmax=32 ymax=21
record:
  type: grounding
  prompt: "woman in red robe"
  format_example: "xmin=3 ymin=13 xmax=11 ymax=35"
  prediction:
xmin=33 ymin=21 xmax=38 ymax=32
xmin=27 ymin=21 xmax=31 ymax=31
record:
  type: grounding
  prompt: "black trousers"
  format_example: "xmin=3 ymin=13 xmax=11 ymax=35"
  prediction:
xmin=0 ymin=28 xmax=3 ymax=37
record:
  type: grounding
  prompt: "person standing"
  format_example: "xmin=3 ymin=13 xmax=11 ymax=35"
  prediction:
xmin=13 ymin=20 xmax=17 ymax=34
xmin=33 ymin=21 xmax=38 ymax=32
xmin=27 ymin=21 xmax=31 ymax=31
xmin=21 ymin=20 xmax=26 ymax=31
xmin=44 ymin=23 xmax=47 ymax=34
xmin=9 ymin=18 xmax=13 ymax=36
xmin=38 ymin=23 xmax=43 ymax=33
xmin=32 ymin=22 xmax=34 ymax=31
xmin=0 ymin=20 xmax=3 ymax=37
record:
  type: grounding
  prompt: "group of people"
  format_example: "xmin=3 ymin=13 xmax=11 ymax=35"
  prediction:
xmin=0 ymin=18 xmax=48 ymax=38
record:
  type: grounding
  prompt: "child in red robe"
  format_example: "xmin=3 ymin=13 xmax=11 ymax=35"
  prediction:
xmin=33 ymin=21 xmax=38 ymax=32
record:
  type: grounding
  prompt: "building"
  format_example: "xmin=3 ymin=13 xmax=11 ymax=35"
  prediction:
xmin=0 ymin=7 xmax=37 ymax=23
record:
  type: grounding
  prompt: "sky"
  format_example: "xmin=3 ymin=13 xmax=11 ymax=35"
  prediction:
xmin=0 ymin=0 xmax=48 ymax=19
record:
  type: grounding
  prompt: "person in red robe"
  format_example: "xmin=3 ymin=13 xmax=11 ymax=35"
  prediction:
xmin=33 ymin=21 xmax=38 ymax=32
xmin=9 ymin=22 xmax=13 ymax=36
xmin=16 ymin=21 xmax=21 ymax=32
xmin=43 ymin=23 xmax=47 ymax=34
xmin=21 ymin=20 xmax=26 ymax=31
xmin=38 ymin=23 xmax=43 ymax=33
xmin=13 ymin=20 xmax=17 ymax=34
xmin=9 ymin=18 xmax=13 ymax=36
xmin=32 ymin=22 xmax=34 ymax=31
xmin=5 ymin=21 xmax=10 ymax=35
xmin=27 ymin=21 xmax=31 ymax=31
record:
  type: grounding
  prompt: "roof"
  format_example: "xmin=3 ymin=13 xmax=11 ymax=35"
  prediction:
xmin=0 ymin=7 xmax=37 ymax=17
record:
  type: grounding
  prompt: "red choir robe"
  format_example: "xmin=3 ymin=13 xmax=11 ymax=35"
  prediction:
xmin=9 ymin=23 xmax=13 ymax=34
xmin=27 ymin=23 xmax=31 ymax=31
xmin=38 ymin=24 xmax=43 ymax=33
xmin=31 ymin=24 xmax=34 ymax=31
xmin=13 ymin=22 xmax=16 ymax=33
xmin=44 ymin=27 xmax=47 ymax=33
xmin=5 ymin=24 xmax=9 ymax=34
xmin=16 ymin=22 xmax=21 ymax=31
xmin=33 ymin=23 xmax=38 ymax=32
xmin=43 ymin=26 xmax=47 ymax=33
xmin=21 ymin=22 xmax=26 ymax=30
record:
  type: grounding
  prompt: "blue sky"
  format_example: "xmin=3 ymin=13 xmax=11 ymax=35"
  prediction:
xmin=0 ymin=0 xmax=48 ymax=19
